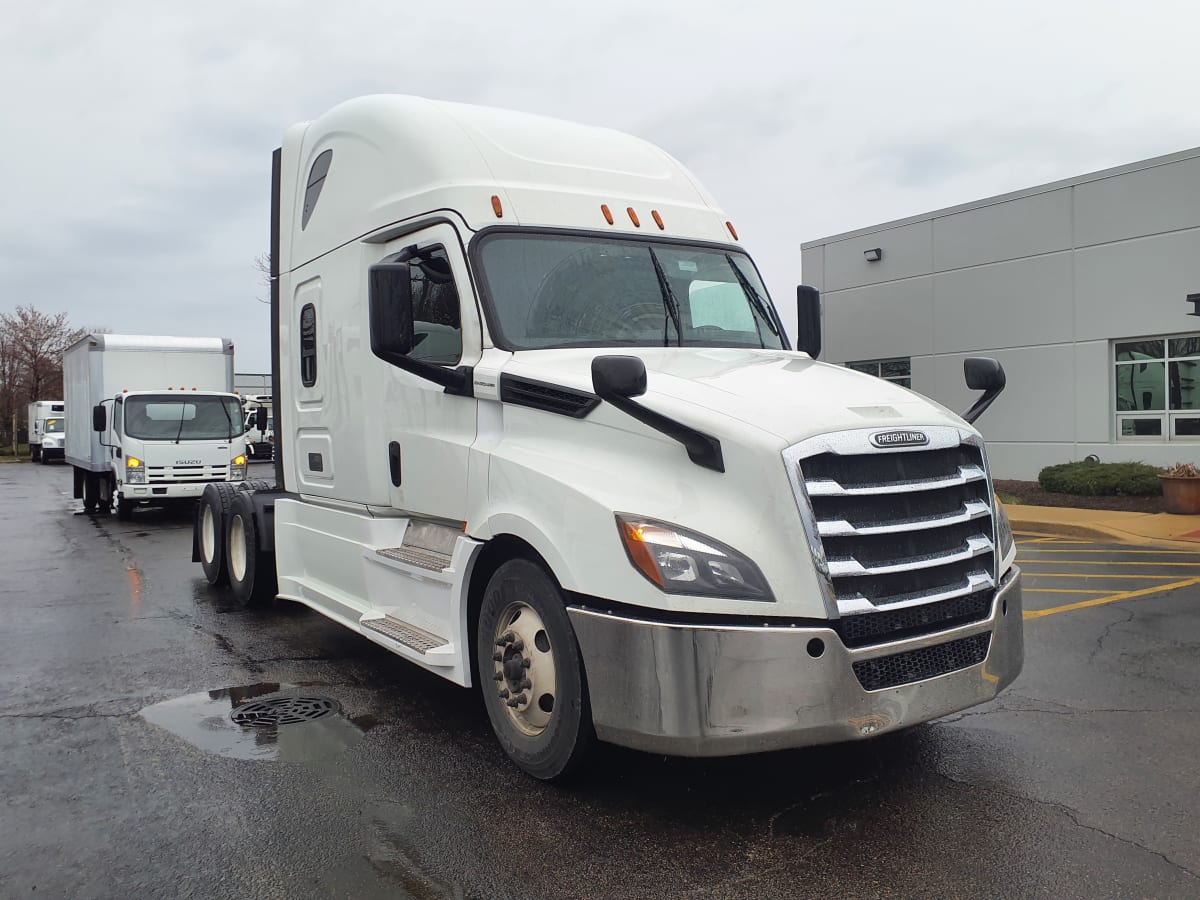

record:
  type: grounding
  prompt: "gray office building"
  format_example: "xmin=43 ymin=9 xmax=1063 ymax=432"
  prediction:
xmin=801 ymin=147 xmax=1200 ymax=479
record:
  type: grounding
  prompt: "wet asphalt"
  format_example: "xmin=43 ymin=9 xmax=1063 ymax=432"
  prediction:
xmin=2 ymin=461 xmax=1199 ymax=899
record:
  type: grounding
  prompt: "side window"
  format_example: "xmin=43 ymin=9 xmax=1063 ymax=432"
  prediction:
xmin=301 ymin=149 xmax=332 ymax=231
xmin=300 ymin=303 xmax=318 ymax=387
xmin=408 ymin=246 xmax=462 ymax=365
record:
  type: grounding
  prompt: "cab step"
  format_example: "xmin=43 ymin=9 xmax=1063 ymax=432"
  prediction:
xmin=375 ymin=546 xmax=452 ymax=572
xmin=360 ymin=615 xmax=449 ymax=654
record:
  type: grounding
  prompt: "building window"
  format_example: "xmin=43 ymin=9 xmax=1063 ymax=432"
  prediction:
xmin=1114 ymin=335 xmax=1200 ymax=440
xmin=846 ymin=358 xmax=911 ymax=388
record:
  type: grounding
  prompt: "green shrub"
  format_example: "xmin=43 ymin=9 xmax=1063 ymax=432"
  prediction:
xmin=1038 ymin=461 xmax=1162 ymax=497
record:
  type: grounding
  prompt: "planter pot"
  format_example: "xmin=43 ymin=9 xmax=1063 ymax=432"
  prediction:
xmin=1159 ymin=475 xmax=1200 ymax=514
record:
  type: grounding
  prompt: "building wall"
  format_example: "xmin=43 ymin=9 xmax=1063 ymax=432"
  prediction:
xmin=801 ymin=148 xmax=1200 ymax=479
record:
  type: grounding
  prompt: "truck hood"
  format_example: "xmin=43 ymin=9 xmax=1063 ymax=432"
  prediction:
xmin=503 ymin=347 xmax=970 ymax=444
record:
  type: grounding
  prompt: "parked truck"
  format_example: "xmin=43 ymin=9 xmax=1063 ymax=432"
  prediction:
xmin=28 ymin=400 xmax=66 ymax=463
xmin=194 ymin=96 xmax=1022 ymax=780
xmin=64 ymin=334 xmax=248 ymax=519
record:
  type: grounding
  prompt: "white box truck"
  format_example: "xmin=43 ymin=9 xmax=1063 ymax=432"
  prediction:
xmin=28 ymin=400 xmax=66 ymax=463
xmin=194 ymin=96 xmax=1022 ymax=780
xmin=64 ymin=334 xmax=249 ymax=519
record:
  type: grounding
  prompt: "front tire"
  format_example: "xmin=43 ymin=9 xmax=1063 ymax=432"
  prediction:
xmin=197 ymin=483 xmax=237 ymax=586
xmin=226 ymin=491 xmax=276 ymax=607
xmin=476 ymin=558 xmax=595 ymax=782
xmin=116 ymin=494 xmax=135 ymax=521
xmin=31 ymin=446 xmax=41 ymax=463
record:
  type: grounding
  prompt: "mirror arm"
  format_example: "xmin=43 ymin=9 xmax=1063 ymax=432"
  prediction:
xmin=596 ymin=388 xmax=724 ymax=473
xmin=372 ymin=348 xmax=473 ymax=397
xmin=962 ymin=387 xmax=1001 ymax=425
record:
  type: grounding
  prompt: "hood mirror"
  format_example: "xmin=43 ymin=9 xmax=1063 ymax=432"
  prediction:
xmin=795 ymin=285 xmax=821 ymax=358
xmin=961 ymin=357 xmax=1006 ymax=424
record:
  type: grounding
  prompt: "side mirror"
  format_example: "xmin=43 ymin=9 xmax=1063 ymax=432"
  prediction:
xmin=255 ymin=407 xmax=268 ymax=431
xmin=368 ymin=261 xmax=415 ymax=359
xmin=796 ymin=285 xmax=821 ymax=358
xmin=92 ymin=404 xmax=106 ymax=433
xmin=961 ymin=357 xmax=1006 ymax=425
xmin=591 ymin=355 xmax=647 ymax=399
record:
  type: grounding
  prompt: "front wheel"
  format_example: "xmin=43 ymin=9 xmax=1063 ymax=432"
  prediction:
xmin=476 ymin=558 xmax=595 ymax=782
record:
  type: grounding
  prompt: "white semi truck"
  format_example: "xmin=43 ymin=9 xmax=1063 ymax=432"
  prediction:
xmin=64 ymin=334 xmax=248 ymax=519
xmin=194 ymin=96 xmax=1022 ymax=780
xmin=28 ymin=400 xmax=66 ymax=463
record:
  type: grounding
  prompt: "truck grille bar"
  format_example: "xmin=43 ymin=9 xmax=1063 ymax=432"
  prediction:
xmin=785 ymin=427 xmax=998 ymax=663
xmin=148 ymin=465 xmax=229 ymax=483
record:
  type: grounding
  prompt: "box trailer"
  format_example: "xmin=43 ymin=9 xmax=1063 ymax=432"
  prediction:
xmin=64 ymin=334 xmax=248 ymax=519
xmin=194 ymin=96 xmax=1022 ymax=780
xmin=28 ymin=400 xmax=66 ymax=463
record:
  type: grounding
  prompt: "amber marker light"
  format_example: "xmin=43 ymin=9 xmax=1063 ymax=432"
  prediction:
xmin=617 ymin=519 xmax=665 ymax=587
xmin=651 ymin=210 xmax=664 ymax=230
xmin=726 ymin=221 xmax=739 ymax=240
xmin=491 ymin=195 xmax=503 ymax=218
xmin=627 ymin=207 xmax=641 ymax=227
xmin=601 ymin=204 xmax=614 ymax=225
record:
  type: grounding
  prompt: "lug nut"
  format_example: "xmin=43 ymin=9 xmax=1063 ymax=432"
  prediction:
xmin=511 ymin=639 xmax=524 ymax=652
xmin=493 ymin=672 xmax=503 ymax=681
xmin=513 ymin=693 xmax=527 ymax=705
xmin=521 ymin=679 xmax=532 ymax=690
xmin=492 ymin=652 xmax=503 ymax=662
xmin=499 ymin=689 xmax=509 ymax=699
xmin=521 ymin=658 xmax=531 ymax=669
xmin=506 ymin=698 xmax=519 ymax=708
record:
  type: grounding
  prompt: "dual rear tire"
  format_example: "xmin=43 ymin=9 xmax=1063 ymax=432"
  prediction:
xmin=197 ymin=483 xmax=275 ymax=606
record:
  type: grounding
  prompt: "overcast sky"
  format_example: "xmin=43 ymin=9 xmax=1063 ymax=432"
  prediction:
xmin=2 ymin=0 xmax=1197 ymax=370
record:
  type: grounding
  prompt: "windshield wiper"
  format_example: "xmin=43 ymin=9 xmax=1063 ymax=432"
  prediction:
xmin=647 ymin=247 xmax=683 ymax=347
xmin=174 ymin=403 xmax=187 ymax=444
xmin=724 ymin=254 xmax=780 ymax=341
xmin=219 ymin=399 xmax=234 ymax=441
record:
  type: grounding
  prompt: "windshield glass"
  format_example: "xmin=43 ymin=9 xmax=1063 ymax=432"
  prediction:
xmin=123 ymin=396 xmax=244 ymax=441
xmin=44 ymin=418 xmax=65 ymax=433
xmin=477 ymin=234 xmax=786 ymax=350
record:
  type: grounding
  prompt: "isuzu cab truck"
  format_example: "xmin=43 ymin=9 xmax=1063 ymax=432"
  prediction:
xmin=194 ymin=96 xmax=1022 ymax=780
xmin=64 ymin=334 xmax=248 ymax=519
xmin=28 ymin=400 xmax=65 ymax=463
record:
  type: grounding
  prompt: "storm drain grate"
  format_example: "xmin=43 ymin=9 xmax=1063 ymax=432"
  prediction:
xmin=230 ymin=695 xmax=341 ymax=727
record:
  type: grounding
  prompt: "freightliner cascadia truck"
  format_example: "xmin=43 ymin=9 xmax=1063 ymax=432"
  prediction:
xmin=194 ymin=96 xmax=1022 ymax=781
xmin=65 ymin=334 xmax=249 ymax=519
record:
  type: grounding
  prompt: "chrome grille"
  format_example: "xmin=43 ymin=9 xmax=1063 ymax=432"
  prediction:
xmin=148 ymin=465 xmax=229 ymax=484
xmin=786 ymin=427 xmax=997 ymax=652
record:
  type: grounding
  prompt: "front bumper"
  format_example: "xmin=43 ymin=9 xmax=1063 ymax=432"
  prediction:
xmin=121 ymin=481 xmax=226 ymax=501
xmin=40 ymin=445 xmax=64 ymax=460
xmin=568 ymin=569 xmax=1023 ymax=757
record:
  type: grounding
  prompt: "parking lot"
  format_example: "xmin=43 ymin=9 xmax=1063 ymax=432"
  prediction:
xmin=2 ymin=461 xmax=1199 ymax=899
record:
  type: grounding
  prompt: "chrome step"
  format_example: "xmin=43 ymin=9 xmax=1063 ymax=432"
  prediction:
xmin=376 ymin=546 xmax=452 ymax=571
xmin=361 ymin=616 xmax=449 ymax=654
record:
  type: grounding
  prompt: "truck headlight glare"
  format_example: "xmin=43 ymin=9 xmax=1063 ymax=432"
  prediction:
xmin=125 ymin=457 xmax=145 ymax=483
xmin=230 ymin=455 xmax=247 ymax=482
xmin=616 ymin=514 xmax=774 ymax=601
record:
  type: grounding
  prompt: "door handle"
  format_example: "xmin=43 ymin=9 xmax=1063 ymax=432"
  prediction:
xmin=388 ymin=442 xmax=402 ymax=486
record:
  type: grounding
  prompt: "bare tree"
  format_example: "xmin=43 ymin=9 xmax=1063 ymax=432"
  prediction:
xmin=253 ymin=252 xmax=271 ymax=304
xmin=0 ymin=306 xmax=88 ymax=445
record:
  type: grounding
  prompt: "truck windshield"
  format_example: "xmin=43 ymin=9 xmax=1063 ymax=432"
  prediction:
xmin=476 ymin=234 xmax=786 ymax=350
xmin=44 ymin=418 xmax=65 ymax=433
xmin=122 ymin=396 xmax=244 ymax=441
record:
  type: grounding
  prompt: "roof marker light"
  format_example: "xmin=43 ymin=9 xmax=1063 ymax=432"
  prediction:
xmin=651 ymin=210 xmax=664 ymax=230
xmin=491 ymin=195 xmax=503 ymax=218
xmin=601 ymin=204 xmax=614 ymax=225
xmin=726 ymin=221 xmax=739 ymax=240
xmin=627 ymin=207 xmax=641 ymax=227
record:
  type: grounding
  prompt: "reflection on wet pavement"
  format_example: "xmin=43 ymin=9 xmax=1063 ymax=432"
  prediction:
xmin=140 ymin=682 xmax=376 ymax=761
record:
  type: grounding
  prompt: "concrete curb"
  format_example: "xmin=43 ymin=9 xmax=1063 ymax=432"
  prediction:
xmin=1008 ymin=511 xmax=1200 ymax=551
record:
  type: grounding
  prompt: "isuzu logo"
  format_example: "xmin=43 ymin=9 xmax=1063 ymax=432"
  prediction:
xmin=870 ymin=430 xmax=928 ymax=448
xmin=176 ymin=459 xmax=202 ymax=465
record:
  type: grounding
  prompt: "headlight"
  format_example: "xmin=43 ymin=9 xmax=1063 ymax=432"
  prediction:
xmin=615 ymin=514 xmax=774 ymax=601
xmin=230 ymin=454 xmax=246 ymax=482
xmin=125 ymin=456 xmax=146 ymax=484
xmin=995 ymin=500 xmax=1015 ymax=574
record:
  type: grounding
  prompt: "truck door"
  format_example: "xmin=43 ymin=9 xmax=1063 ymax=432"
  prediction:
xmin=373 ymin=223 xmax=478 ymax=522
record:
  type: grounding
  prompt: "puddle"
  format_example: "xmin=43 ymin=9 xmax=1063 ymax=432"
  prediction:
xmin=140 ymin=682 xmax=376 ymax=761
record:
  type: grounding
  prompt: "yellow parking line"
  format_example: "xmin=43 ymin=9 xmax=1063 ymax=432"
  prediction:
xmin=1019 ymin=560 xmax=1200 ymax=567
xmin=1018 ymin=573 xmax=1182 ymax=579
xmin=1024 ymin=577 xmax=1200 ymax=619
xmin=1017 ymin=537 xmax=1063 ymax=545
xmin=1023 ymin=588 xmax=1114 ymax=594
xmin=1019 ymin=548 xmax=1200 ymax=555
